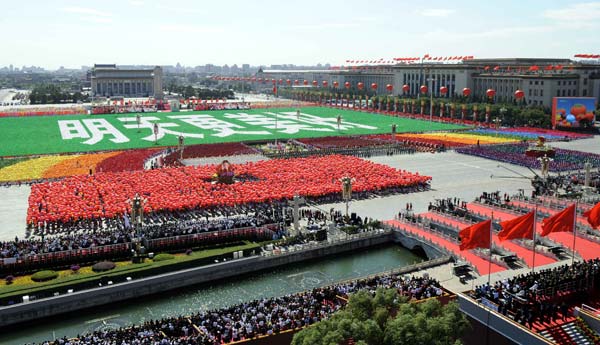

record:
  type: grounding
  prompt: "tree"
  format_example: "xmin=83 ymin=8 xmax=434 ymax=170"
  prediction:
xmin=292 ymin=288 xmax=469 ymax=345
xmin=519 ymin=108 xmax=551 ymax=127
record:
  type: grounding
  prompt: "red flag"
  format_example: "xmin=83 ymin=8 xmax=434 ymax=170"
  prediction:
xmin=498 ymin=211 xmax=535 ymax=241
xmin=541 ymin=204 xmax=576 ymax=236
xmin=459 ymin=219 xmax=492 ymax=251
xmin=584 ymin=202 xmax=600 ymax=229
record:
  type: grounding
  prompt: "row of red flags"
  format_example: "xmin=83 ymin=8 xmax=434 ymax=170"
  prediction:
xmin=574 ymin=54 xmax=600 ymax=59
xmin=459 ymin=202 xmax=600 ymax=251
xmin=344 ymin=55 xmax=475 ymax=64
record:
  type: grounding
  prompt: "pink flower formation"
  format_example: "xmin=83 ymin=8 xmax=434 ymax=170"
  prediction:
xmin=27 ymin=155 xmax=430 ymax=224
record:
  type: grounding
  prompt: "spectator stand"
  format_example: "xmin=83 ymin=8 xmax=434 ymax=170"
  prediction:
xmin=29 ymin=268 xmax=450 ymax=345
xmin=467 ymin=259 xmax=600 ymax=343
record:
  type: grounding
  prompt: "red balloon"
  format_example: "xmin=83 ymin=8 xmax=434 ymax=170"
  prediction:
xmin=420 ymin=85 xmax=428 ymax=94
xmin=439 ymin=86 xmax=448 ymax=95
xmin=462 ymin=88 xmax=471 ymax=97
xmin=402 ymin=84 xmax=410 ymax=93
xmin=322 ymin=80 xmax=328 ymax=87
xmin=514 ymin=89 xmax=524 ymax=99
xmin=333 ymin=81 xmax=339 ymax=88
xmin=286 ymin=79 xmax=291 ymax=85
xmin=303 ymin=80 xmax=309 ymax=86
xmin=357 ymin=82 xmax=364 ymax=90
xmin=312 ymin=80 xmax=318 ymax=87
xmin=386 ymin=84 xmax=393 ymax=92
xmin=486 ymin=89 xmax=496 ymax=98
xmin=344 ymin=81 xmax=351 ymax=89
xmin=371 ymin=83 xmax=378 ymax=90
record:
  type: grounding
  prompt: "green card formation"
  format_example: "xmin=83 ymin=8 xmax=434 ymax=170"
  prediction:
xmin=0 ymin=107 xmax=466 ymax=156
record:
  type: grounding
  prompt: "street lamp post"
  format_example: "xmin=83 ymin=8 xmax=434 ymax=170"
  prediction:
xmin=129 ymin=193 xmax=147 ymax=261
xmin=499 ymin=107 xmax=507 ymax=124
xmin=427 ymin=76 xmax=435 ymax=122
xmin=178 ymin=135 xmax=185 ymax=160
xmin=492 ymin=117 xmax=501 ymax=132
xmin=153 ymin=123 xmax=159 ymax=145
xmin=341 ymin=176 xmax=353 ymax=217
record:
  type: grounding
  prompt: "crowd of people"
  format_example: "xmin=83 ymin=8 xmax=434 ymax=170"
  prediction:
xmin=257 ymin=137 xmax=416 ymax=159
xmin=476 ymin=191 xmax=511 ymax=205
xmin=184 ymin=102 xmax=251 ymax=111
xmin=530 ymin=170 xmax=600 ymax=197
xmin=3 ymin=203 xmax=288 ymax=261
xmin=427 ymin=197 xmax=468 ymax=213
xmin=27 ymin=155 xmax=431 ymax=228
xmin=33 ymin=273 xmax=443 ymax=345
xmin=264 ymin=145 xmax=415 ymax=160
xmin=456 ymin=143 xmax=600 ymax=173
xmin=472 ymin=259 xmax=600 ymax=328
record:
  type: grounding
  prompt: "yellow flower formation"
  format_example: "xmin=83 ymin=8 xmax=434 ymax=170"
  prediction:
xmin=398 ymin=132 xmax=518 ymax=145
xmin=0 ymin=151 xmax=122 ymax=182
xmin=0 ymin=156 xmax=78 ymax=182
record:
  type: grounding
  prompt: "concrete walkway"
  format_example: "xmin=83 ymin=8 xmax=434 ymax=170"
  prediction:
xmin=0 ymin=185 xmax=30 ymax=241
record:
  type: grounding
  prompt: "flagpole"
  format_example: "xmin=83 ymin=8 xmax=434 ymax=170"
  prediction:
xmin=532 ymin=207 xmax=537 ymax=273
xmin=572 ymin=202 xmax=577 ymax=266
xmin=485 ymin=213 xmax=493 ymax=345
xmin=488 ymin=213 xmax=493 ymax=284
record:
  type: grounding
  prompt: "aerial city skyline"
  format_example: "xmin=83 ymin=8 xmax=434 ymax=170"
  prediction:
xmin=0 ymin=2 xmax=600 ymax=345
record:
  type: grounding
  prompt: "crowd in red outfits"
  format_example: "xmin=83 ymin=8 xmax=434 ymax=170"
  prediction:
xmin=28 ymin=155 xmax=430 ymax=225
xmin=96 ymin=148 xmax=160 ymax=173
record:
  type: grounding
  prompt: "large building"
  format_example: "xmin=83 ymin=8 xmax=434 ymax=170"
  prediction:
xmin=259 ymin=58 xmax=600 ymax=107
xmin=90 ymin=64 xmax=163 ymax=99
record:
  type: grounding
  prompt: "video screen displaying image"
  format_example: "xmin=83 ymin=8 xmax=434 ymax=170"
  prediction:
xmin=552 ymin=97 xmax=597 ymax=128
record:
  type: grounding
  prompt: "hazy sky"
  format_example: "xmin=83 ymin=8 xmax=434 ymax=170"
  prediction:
xmin=1 ymin=0 xmax=599 ymax=69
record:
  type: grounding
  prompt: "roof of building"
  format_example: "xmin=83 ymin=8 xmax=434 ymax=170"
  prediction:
xmin=262 ymin=69 xmax=348 ymax=74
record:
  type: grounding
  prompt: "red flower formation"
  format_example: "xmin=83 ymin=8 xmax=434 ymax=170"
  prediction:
xmin=27 ymin=155 xmax=430 ymax=224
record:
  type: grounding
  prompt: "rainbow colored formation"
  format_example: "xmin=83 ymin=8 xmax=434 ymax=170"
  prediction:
xmin=0 ymin=150 xmax=158 ymax=182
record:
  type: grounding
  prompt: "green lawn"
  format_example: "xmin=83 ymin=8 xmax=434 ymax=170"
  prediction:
xmin=0 ymin=242 xmax=261 ymax=300
xmin=0 ymin=107 xmax=466 ymax=156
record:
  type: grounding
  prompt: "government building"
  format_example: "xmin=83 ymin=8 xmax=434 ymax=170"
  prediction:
xmin=258 ymin=58 xmax=600 ymax=107
xmin=90 ymin=64 xmax=163 ymax=99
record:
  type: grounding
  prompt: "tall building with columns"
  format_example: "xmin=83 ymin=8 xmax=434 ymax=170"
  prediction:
xmin=90 ymin=64 xmax=163 ymax=99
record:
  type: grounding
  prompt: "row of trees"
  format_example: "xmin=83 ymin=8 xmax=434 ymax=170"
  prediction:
xmin=28 ymin=84 xmax=88 ymax=104
xmin=165 ymin=84 xmax=234 ymax=99
xmin=292 ymin=288 xmax=470 ymax=345
xmin=277 ymin=88 xmax=559 ymax=127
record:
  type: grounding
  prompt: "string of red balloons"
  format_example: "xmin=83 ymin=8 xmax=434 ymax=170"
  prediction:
xmin=210 ymin=76 xmax=526 ymax=99
xmin=401 ymin=84 xmax=525 ymax=100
